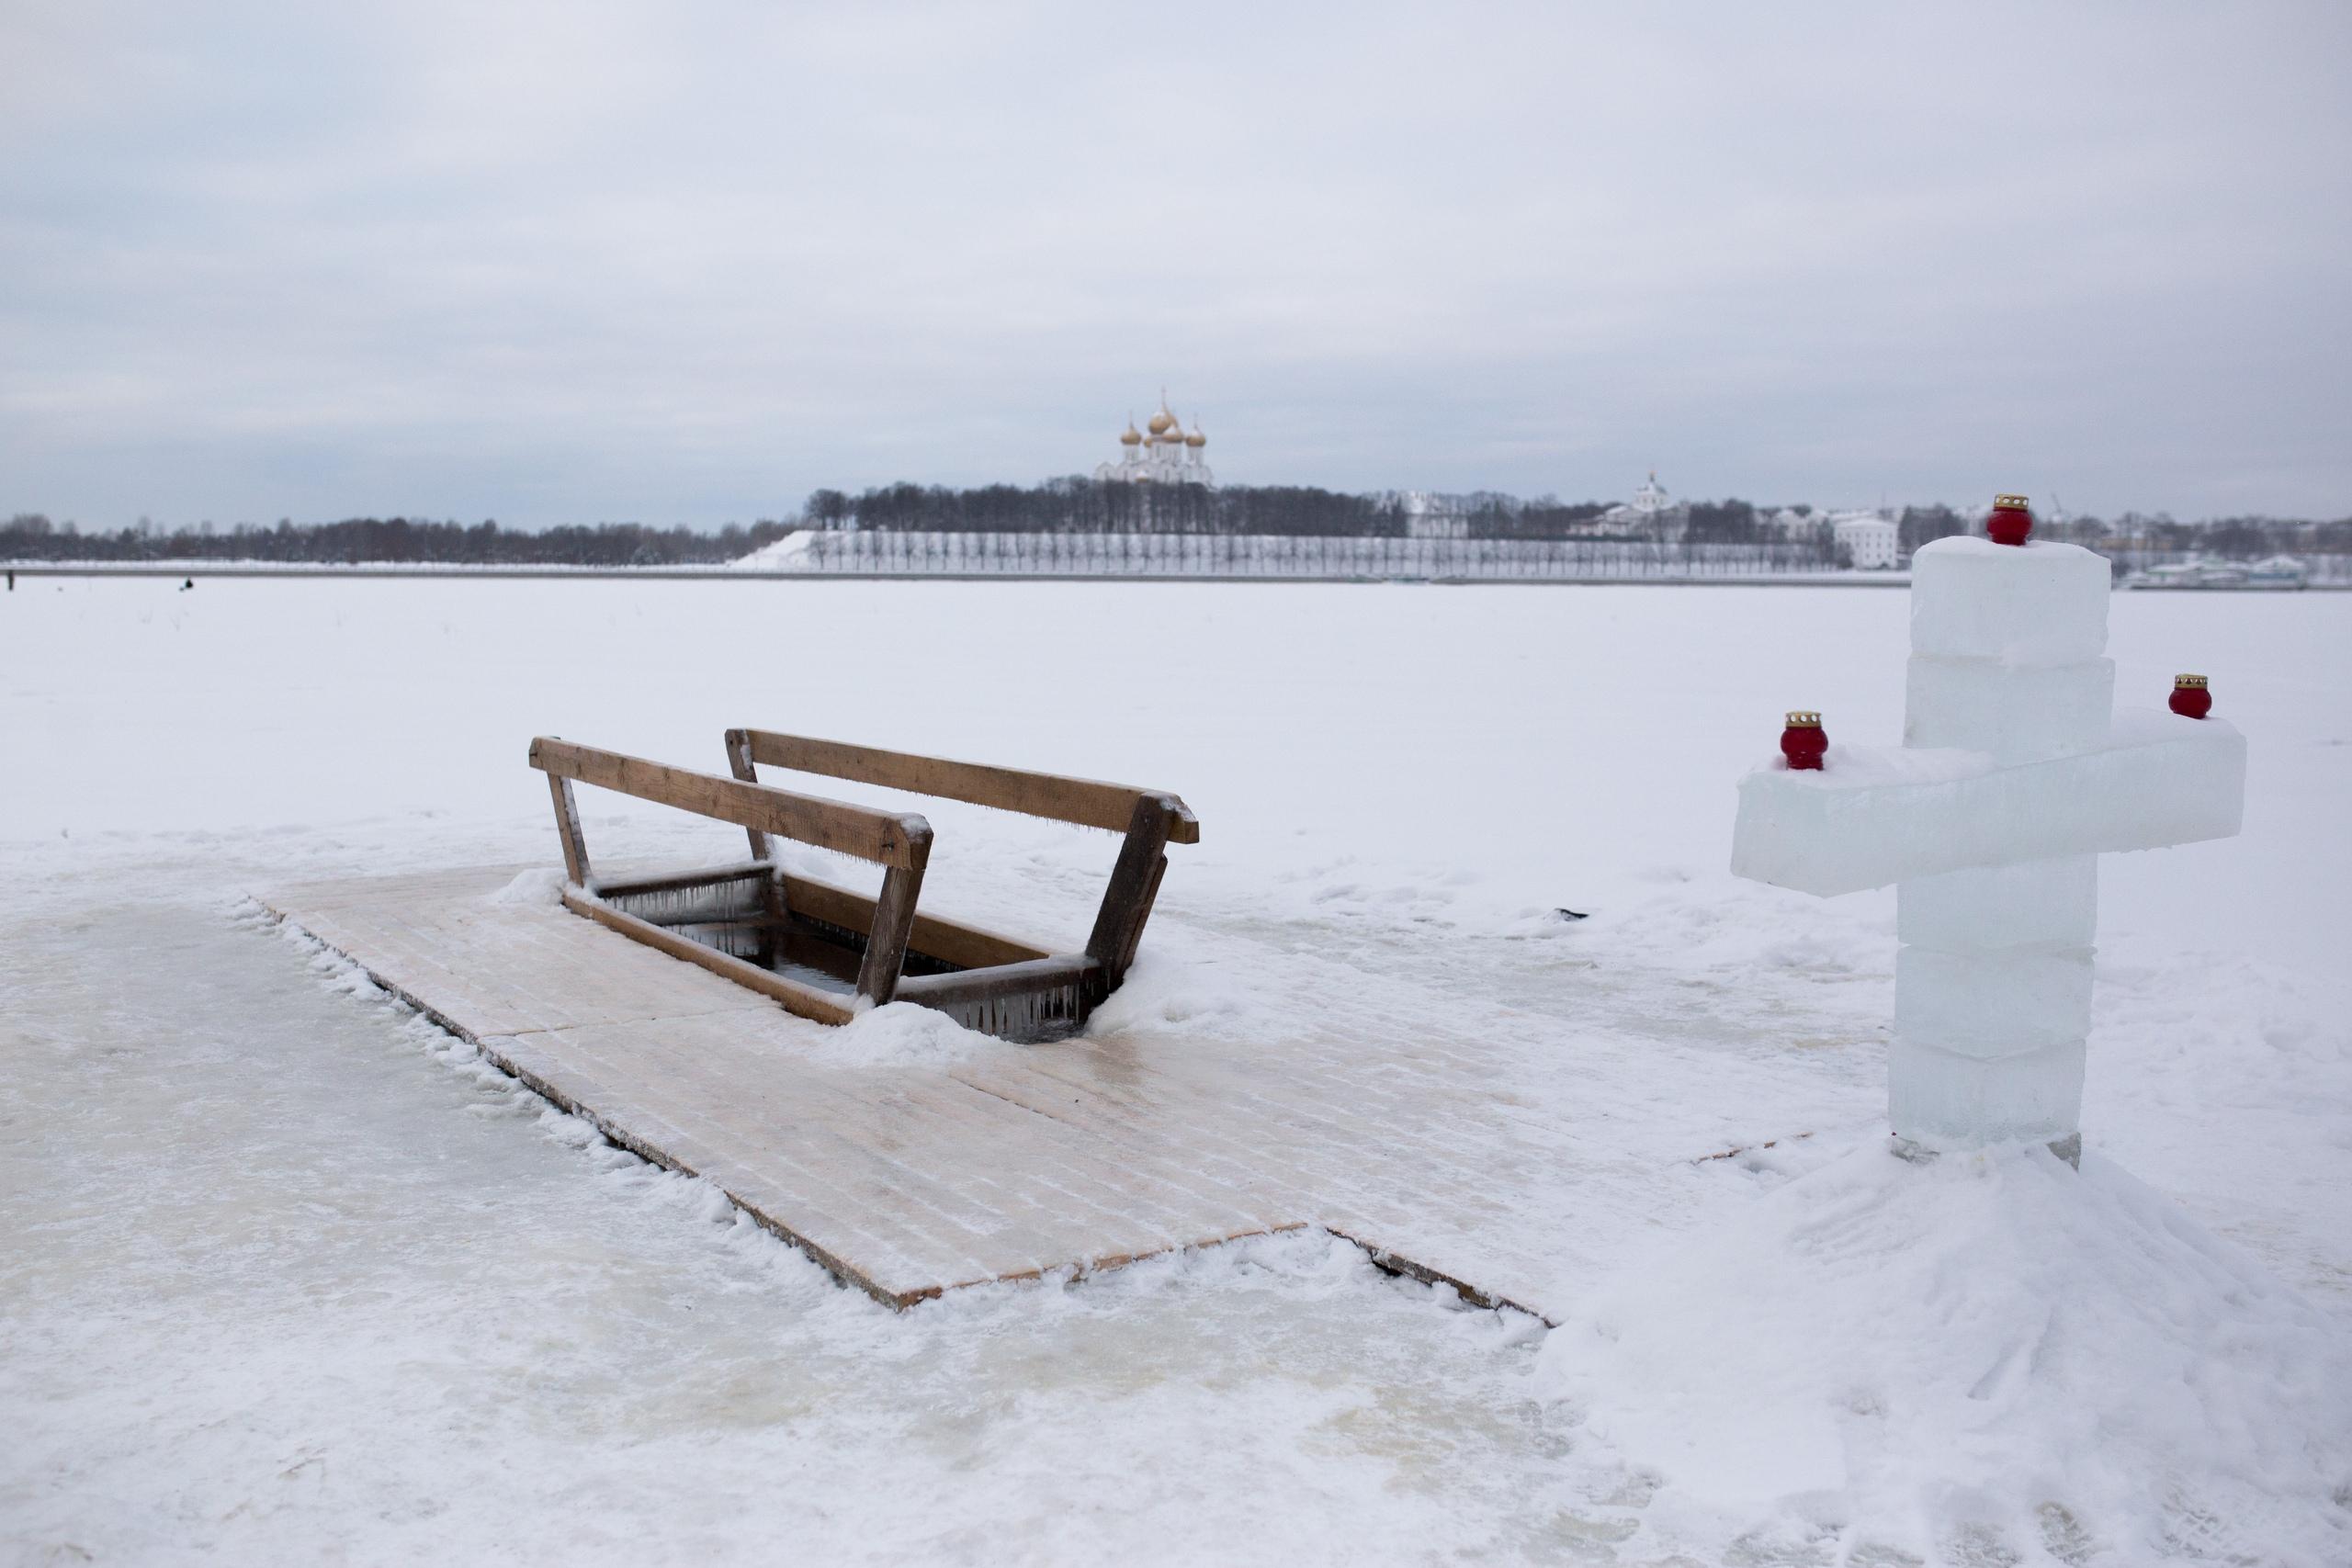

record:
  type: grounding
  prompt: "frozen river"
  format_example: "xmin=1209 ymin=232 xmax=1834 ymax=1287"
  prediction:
xmin=5 ymin=577 xmax=2348 ymax=1564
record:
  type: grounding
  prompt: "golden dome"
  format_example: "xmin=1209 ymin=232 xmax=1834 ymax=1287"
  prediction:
xmin=1119 ymin=421 xmax=1143 ymax=446
xmin=1184 ymin=426 xmax=1206 ymax=448
xmin=1147 ymin=409 xmax=1175 ymax=435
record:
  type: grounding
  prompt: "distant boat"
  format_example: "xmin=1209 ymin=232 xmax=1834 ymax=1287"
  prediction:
xmin=2245 ymin=555 xmax=2311 ymax=590
xmin=2126 ymin=559 xmax=2211 ymax=590
xmin=2124 ymin=553 xmax=2305 ymax=590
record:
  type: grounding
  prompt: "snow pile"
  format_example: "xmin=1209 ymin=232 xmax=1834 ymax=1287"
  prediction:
xmin=1539 ymin=1141 xmax=2352 ymax=1562
xmin=813 ymin=999 xmax=997 ymax=1066
xmin=489 ymin=866 xmax=568 ymax=906
xmin=729 ymin=530 xmax=818 ymax=570
xmin=1086 ymin=954 xmax=1268 ymax=1042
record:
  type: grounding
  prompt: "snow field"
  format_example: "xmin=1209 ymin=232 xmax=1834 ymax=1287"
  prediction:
xmin=3 ymin=576 xmax=2348 ymax=1564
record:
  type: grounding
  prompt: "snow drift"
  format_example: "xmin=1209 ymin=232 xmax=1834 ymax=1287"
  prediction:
xmin=727 ymin=529 xmax=818 ymax=570
xmin=1539 ymin=1140 xmax=2352 ymax=1562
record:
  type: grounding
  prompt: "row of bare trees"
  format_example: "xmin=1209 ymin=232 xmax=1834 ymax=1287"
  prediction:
xmin=0 ymin=513 xmax=797 ymax=566
xmin=781 ymin=530 xmax=1851 ymax=579
xmin=7 ymin=489 xmax=2346 ymax=566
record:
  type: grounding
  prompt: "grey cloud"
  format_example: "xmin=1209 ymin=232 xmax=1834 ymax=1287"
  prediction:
xmin=3 ymin=0 xmax=2347 ymax=527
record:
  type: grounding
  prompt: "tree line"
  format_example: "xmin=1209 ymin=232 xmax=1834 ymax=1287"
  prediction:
xmin=6 ymin=483 xmax=2347 ymax=564
xmin=810 ymin=484 xmax=1792 ymax=540
xmin=732 ymin=484 xmax=2352 ymax=557
xmin=0 ymin=513 xmax=797 ymax=566
xmin=807 ymin=479 xmax=1411 ymax=536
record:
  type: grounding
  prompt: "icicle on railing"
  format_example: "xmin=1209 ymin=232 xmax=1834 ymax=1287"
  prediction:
xmin=940 ymin=975 xmax=1086 ymax=1044
xmin=602 ymin=876 xmax=764 ymax=929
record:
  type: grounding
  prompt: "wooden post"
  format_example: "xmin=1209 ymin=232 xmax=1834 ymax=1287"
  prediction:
xmin=547 ymin=773 xmax=592 ymax=888
xmin=855 ymin=828 xmax=932 ymax=1006
xmin=721 ymin=727 xmax=787 ymax=964
xmin=1117 ymin=852 xmax=1168 ymax=978
xmin=1087 ymin=794 xmax=1175 ymax=994
xmin=722 ymin=728 xmax=771 ymax=863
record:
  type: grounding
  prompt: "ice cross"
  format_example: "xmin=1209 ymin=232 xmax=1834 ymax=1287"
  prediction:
xmin=1730 ymin=533 xmax=2245 ymax=1152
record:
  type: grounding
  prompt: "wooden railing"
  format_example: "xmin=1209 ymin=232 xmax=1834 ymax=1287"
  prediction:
xmin=526 ymin=732 xmax=1196 ymax=1043
xmin=728 ymin=730 xmax=1200 ymax=843
xmin=532 ymin=738 xmax=929 ymax=868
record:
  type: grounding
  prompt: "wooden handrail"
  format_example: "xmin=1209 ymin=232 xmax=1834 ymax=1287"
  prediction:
xmin=529 ymin=738 xmax=931 ymax=868
xmin=731 ymin=728 xmax=1201 ymax=845
xmin=528 ymin=731 xmax=1192 ymax=1036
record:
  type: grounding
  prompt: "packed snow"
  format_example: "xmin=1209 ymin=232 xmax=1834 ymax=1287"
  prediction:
xmin=1541 ymin=1143 xmax=2352 ymax=1560
xmin=814 ymin=999 xmax=1003 ymax=1066
xmin=724 ymin=529 xmax=817 ymax=570
xmin=3 ymin=576 xmax=2347 ymax=1564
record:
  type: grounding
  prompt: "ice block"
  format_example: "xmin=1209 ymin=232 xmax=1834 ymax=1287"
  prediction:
xmin=1908 ymin=536 xmax=2112 ymax=666
xmin=1730 ymin=711 xmax=2245 ymax=897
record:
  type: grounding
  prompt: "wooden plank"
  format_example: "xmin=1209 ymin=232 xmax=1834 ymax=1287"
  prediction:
xmin=725 ymin=726 xmax=793 ymax=952
xmin=530 ymin=737 xmax=929 ymax=868
xmin=721 ymin=728 xmax=771 ymax=863
xmin=892 ymin=955 xmax=1100 ymax=1009
xmin=735 ymin=728 xmax=1201 ymax=845
xmin=561 ymin=887 xmax=856 ymax=1025
xmin=1117 ymin=852 xmax=1168 ymax=978
xmin=633 ymin=914 xmax=773 ymax=934
xmin=776 ymin=922 xmax=865 ymax=987
xmin=1086 ymin=793 xmax=1177 ymax=991
xmin=892 ymin=955 xmax=1098 ymax=1043
xmin=780 ymin=873 xmax=1049 ymax=970
xmin=591 ymin=861 xmax=769 ymax=900
xmin=857 ymin=857 xmax=929 ymax=1005
xmin=547 ymin=774 xmax=592 ymax=886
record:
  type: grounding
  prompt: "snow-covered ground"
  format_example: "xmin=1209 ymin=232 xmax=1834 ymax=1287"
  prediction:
xmin=3 ymin=577 xmax=2347 ymax=1564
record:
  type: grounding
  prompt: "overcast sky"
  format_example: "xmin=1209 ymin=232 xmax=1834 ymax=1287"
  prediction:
xmin=5 ymin=2 xmax=2348 ymax=529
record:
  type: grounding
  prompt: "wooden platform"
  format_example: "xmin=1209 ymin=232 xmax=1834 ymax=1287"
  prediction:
xmin=262 ymin=866 xmax=1577 ymax=1315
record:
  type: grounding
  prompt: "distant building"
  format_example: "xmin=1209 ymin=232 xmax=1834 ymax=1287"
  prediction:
xmin=1095 ymin=393 xmax=1213 ymax=486
xmin=1830 ymin=510 xmax=1900 ymax=569
xmin=1599 ymin=470 xmax=1690 ymax=541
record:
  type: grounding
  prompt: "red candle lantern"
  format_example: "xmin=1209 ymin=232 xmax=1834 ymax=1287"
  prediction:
xmin=2170 ymin=674 xmax=2211 ymax=719
xmin=1987 ymin=492 xmax=2034 ymax=547
xmin=1781 ymin=710 xmax=1827 ymax=771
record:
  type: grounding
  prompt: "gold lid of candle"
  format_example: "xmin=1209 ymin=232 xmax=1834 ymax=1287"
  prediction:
xmin=1785 ymin=709 xmax=1823 ymax=727
xmin=1994 ymin=492 xmax=2030 ymax=508
xmin=2175 ymin=673 xmax=2208 ymax=688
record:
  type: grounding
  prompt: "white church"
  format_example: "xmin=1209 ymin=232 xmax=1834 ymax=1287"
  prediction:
xmin=1095 ymin=396 xmax=1212 ymax=486
xmin=1597 ymin=470 xmax=1690 ymax=540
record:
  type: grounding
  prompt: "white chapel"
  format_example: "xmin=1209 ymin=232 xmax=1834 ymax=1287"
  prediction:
xmin=1095 ymin=394 xmax=1212 ymax=486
